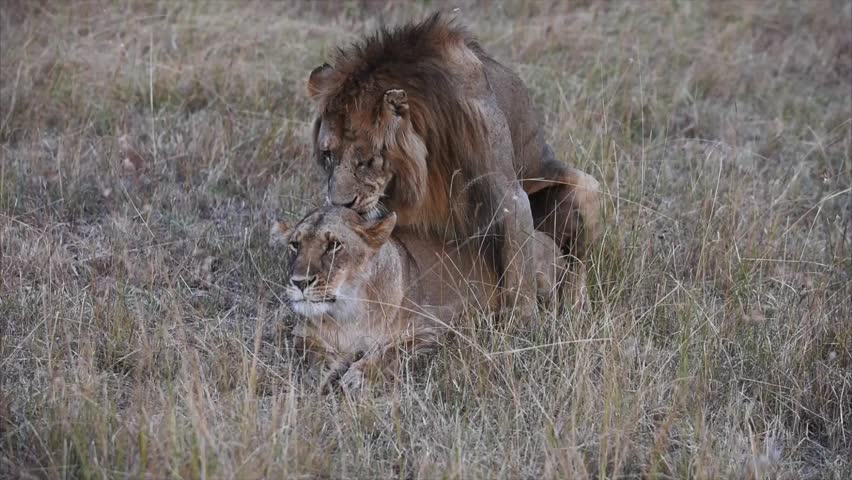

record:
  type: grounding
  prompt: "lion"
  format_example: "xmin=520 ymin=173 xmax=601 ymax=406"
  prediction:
xmin=273 ymin=206 xmax=567 ymax=393
xmin=306 ymin=13 xmax=601 ymax=316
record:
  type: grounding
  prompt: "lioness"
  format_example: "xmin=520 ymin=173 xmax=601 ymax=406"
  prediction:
xmin=306 ymin=13 xmax=600 ymax=316
xmin=274 ymin=206 xmax=565 ymax=393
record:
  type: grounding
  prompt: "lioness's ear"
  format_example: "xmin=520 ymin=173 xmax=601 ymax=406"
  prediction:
xmin=269 ymin=220 xmax=291 ymax=246
xmin=383 ymin=89 xmax=408 ymax=117
xmin=307 ymin=63 xmax=333 ymax=100
xmin=361 ymin=213 xmax=397 ymax=248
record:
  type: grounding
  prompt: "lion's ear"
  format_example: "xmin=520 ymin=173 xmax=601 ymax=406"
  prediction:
xmin=307 ymin=63 xmax=334 ymax=100
xmin=383 ymin=89 xmax=409 ymax=117
xmin=269 ymin=220 xmax=291 ymax=246
xmin=361 ymin=212 xmax=397 ymax=248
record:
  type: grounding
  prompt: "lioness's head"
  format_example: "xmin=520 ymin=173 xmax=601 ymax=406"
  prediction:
xmin=308 ymin=63 xmax=427 ymax=218
xmin=274 ymin=206 xmax=397 ymax=317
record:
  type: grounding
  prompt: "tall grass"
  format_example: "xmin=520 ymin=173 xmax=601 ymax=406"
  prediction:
xmin=2 ymin=1 xmax=850 ymax=478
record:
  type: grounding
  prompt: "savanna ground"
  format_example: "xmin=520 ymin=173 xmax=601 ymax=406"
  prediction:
xmin=1 ymin=1 xmax=850 ymax=478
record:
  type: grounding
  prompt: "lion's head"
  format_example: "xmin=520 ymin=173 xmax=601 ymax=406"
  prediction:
xmin=309 ymin=78 xmax=425 ymax=219
xmin=306 ymin=14 xmax=485 ymax=227
xmin=274 ymin=206 xmax=397 ymax=318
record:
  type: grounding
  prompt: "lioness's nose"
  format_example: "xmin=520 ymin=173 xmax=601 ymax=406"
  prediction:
xmin=291 ymin=275 xmax=317 ymax=291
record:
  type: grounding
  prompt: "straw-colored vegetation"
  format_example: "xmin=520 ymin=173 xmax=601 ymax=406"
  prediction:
xmin=2 ymin=1 xmax=850 ymax=478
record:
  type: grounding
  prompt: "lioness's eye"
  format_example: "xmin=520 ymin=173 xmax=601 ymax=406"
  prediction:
xmin=288 ymin=241 xmax=299 ymax=252
xmin=321 ymin=150 xmax=332 ymax=166
xmin=327 ymin=239 xmax=343 ymax=254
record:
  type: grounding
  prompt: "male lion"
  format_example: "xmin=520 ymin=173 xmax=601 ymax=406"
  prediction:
xmin=307 ymin=13 xmax=600 ymax=315
xmin=273 ymin=206 xmax=566 ymax=393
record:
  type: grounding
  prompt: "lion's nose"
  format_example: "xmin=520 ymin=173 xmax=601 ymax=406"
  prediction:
xmin=291 ymin=275 xmax=317 ymax=291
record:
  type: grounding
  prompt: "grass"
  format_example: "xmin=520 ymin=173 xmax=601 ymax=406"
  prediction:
xmin=1 ymin=0 xmax=850 ymax=478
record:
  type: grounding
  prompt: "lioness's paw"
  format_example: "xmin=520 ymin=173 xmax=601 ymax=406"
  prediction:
xmin=318 ymin=360 xmax=351 ymax=394
xmin=318 ymin=374 xmax=337 ymax=395
xmin=340 ymin=368 xmax=366 ymax=396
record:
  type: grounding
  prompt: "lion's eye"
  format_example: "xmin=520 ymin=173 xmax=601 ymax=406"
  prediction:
xmin=288 ymin=241 xmax=299 ymax=252
xmin=327 ymin=239 xmax=343 ymax=254
xmin=358 ymin=156 xmax=381 ymax=170
xmin=321 ymin=150 xmax=333 ymax=166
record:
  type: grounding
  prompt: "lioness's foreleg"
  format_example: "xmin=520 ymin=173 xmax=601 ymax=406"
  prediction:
xmin=293 ymin=324 xmax=354 ymax=393
xmin=340 ymin=328 xmax=442 ymax=394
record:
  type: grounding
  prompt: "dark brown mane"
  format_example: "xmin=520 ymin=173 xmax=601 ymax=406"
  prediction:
xmin=313 ymin=13 xmax=495 ymax=236
xmin=319 ymin=13 xmax=481 ymax=112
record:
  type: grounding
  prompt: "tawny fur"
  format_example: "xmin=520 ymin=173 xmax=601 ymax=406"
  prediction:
xmin=307 ymin=13 xmax=602 ymax=314
xmin=275 ymin=206 xmax=565 ymax=393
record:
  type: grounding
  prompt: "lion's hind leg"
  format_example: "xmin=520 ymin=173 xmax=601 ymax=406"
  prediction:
xmin=526 ymin=166 xmax=601 ymax=309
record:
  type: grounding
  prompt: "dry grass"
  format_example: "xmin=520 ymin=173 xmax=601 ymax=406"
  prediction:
xmin=1 ymin=1 xmax=850 ymax=478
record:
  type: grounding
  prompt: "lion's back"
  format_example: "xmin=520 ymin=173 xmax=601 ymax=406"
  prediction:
xmin=479 ymin=55 xmax=554 ymax=177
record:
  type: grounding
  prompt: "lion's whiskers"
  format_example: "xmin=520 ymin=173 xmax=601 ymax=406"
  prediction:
xmin=364 ymin=202 xmax=388 ymax=220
